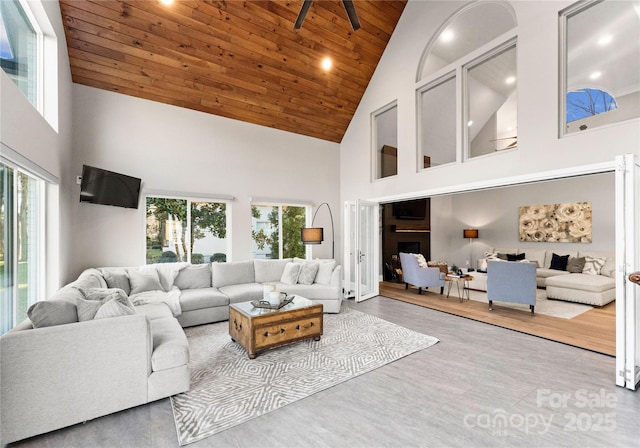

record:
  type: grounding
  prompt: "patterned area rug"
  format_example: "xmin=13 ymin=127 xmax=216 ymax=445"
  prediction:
xmin=170 ymin=305 xmax=438 ymax=445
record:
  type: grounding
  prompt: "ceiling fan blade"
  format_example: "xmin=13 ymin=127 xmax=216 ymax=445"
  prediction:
xmin=342 ymin=0 xmax=361 ymax=31
xmin=294 ymin=0 xmax=313 ymax=29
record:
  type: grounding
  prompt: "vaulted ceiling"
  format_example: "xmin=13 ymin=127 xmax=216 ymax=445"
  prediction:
xmin=59 ymin=0 xmax=407 ymax=143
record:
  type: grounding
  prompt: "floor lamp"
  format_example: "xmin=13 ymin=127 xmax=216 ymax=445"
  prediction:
xmin=300 ymin=202 xmax=335 ymax=259
xmin=463 ymin=228 xmax=479 ymax=271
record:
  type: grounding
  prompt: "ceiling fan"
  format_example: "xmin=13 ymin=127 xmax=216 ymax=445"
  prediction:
xmin=294 ymin=0 xmax=361 ymax=31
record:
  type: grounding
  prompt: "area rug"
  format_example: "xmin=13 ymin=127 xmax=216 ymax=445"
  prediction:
xmin=465 ymin=288 xmax=592 ymax=319
xmin=170 ymin=305 xmax=439 ymax=445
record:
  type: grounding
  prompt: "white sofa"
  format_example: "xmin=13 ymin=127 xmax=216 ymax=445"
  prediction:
xmin=467 ymin=248 xmax=615 ymax=307
xmin=0 ymin=258 xmax=342 ymax=445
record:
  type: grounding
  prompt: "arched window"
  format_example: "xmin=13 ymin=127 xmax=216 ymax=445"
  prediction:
xmin=416 ymin=2 xmax=518 ymax=168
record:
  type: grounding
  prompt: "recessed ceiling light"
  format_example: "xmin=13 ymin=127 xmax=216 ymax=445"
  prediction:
xmin=597 ymin=35 xmax=613 ymax=46
xmin=321 ymin=57 xmax=332 ymax=71
xmin=440 ymin=29 xmax=454 ymax=43
xmin=505 ymin=76 xmax=516 ymax=85
xmin=467 ymin=120 xmax=473 ymax=127
xmin=590 ymin=71 xmax=602 ymax=80
xmin=160 ymin=0 xmax=173 ymax=5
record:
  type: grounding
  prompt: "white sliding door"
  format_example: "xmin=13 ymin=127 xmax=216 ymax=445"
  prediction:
xmin=615 ymin=153 xmax=640 ymax=390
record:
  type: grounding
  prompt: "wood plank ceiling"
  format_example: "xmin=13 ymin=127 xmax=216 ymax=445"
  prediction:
xmin=59 ymin=0 xmax=407 ymax=143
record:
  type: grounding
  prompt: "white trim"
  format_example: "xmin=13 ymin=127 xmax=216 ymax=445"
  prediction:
xmin=0 ymin=142 xmax=58 ymax=184
xmin=144 ymin=189 xmax=234 ymax=202
xmin=369 ymin=160 xmax=616 ymax=204
xmin=249 ymin=197 xmax=313 ymax=207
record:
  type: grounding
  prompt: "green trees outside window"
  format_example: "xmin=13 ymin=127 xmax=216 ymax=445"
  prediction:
xmin=251 ymin=204 xmax=307 ymax=259
xmin=146 ymin=197 xmax=228 ymax=264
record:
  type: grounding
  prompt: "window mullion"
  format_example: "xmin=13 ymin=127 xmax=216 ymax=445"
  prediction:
xmin=278 ymin=206 xmax=284 ymax=259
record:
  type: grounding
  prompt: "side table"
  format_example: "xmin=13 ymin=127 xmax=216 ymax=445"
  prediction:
xmin=445 ymin=274 xmax=474 ymax=303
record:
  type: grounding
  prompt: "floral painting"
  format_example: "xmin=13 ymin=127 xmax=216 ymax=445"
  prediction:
xmin=519 ymin=202 xmax=592 ymax=243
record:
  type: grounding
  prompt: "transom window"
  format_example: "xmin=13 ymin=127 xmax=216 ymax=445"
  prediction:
xmin=145 ymin=196 xmax=230 ymax=264
xmin=0 ymin=0 xmax=41 ymax=108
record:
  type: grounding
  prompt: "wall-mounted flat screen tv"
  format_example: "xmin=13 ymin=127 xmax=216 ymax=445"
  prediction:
xmin=392 ymin=199 xmax=427 ymax=220
xmin=80 ymin=165 xmax=141 ymax=209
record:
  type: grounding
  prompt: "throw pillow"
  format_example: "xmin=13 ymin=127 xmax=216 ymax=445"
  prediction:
xmin=566 ymin=257 xmax=586 ymax=273
xmin=485 ymin=252 xmax=499 ymax=261
xmin=476 ymin=258 xmax=488 ymax=272
xmin=139 ymin=263 xmax=188 ymax=291
xmin=297 ymin=262 xmax=319 ymax=285
xmin=497 ymin=253 xmax=510 ymax=260
xmin=413 ymin=253 xmax=428 ymax=268
xmin=27 ymin=300 xmax=79 ymax=328
xmin=128 ymin=269 xmax=164 ymax=295
xmin=77 ymin=288 xmax=135 ymax=321
xmin=550 ymin=253 xmax=570 ymax=271
xmin=583 ymin=256 xmax=606 ymax=275
xmin=280 ymin=262 xmax=302 ymax=285
xmin=507 ymin=253 xmax=525 ymax=261
xmin=100 ymin=268 xmax=131 ymax=295
xmin=315 ymin=259 xmax=336 ymax=285
xmin=600 ymin=257 xmax=616 ymax=278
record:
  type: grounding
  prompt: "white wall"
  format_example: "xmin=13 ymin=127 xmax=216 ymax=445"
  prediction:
xmin=340 ymin=0 xmax=639 ymax=203
xmin=431 ymin=172 xmax=615 ymax=268
xmin=0 ymin=0 xmax=74 ymax=294
xmin=69 ymin=86 xmax=340 ymax=278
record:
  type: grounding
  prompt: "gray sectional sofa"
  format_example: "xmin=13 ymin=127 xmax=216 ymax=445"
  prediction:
xmin=467 ymin=247 xmax=615 ymax=306
xmin=0 ymin=258 xmax=342 ymax=445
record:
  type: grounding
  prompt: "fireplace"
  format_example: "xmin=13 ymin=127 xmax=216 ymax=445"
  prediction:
xmin=398 ymin=242 xmax=420 ymax=254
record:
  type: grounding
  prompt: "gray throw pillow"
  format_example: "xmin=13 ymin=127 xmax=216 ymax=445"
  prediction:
xmin=297 ymin=262 xmax=319 ymax=285
xmin=280 ymin=262 xmax=301 ymax=285
xmin=128 ymin=270 xmax=164 ymax=295
xmin=100 ymin=268 xmax=131 ymax=295
xmin=174 ymin=264 xmax=211 ymax=290
xmin=77 ymin=288 xmax=135 ymax=321
xmin=566 ymin=257 xmax=586 ymax=273
xmin=27 ymin=300 xmax=79 ymax=328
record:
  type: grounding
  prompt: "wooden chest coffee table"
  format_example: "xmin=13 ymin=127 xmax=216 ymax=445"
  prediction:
xmin=229 ymin=296 xmax=323 ymax=359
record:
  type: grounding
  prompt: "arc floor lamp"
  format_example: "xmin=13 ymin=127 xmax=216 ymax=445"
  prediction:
xmin=301 ymin=202 xmax=335 ymax=258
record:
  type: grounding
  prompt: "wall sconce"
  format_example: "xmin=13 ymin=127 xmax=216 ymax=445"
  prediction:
xmin=463 ymin=228 xmax=479 ymax=271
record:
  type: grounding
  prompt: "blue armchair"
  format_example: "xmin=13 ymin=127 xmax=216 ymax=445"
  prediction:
xmin=399 ymin=252 xmax=445 ymax=295
xmin=487 ymin=261 xmax=537 ymax=314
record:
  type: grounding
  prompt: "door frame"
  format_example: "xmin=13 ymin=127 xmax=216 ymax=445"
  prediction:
xmin=615 ymin=153 xmax=640 ymax=390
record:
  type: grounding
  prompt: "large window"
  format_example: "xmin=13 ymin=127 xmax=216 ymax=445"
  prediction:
xmin=561 ymin=0 xmax=639 ymax=135
xmin=0 ymin=0 xmax=41 ymax=108
xmin=1 ymin=162 xmax=44 ymax=334
xmin=251 ymin=204 xmax=308 ymax=259
xmin=419 ymin=74 xmax=456 ymax=168
xmin=145 ymin=196 xmax=230 ymax=264
xmin=466 ymin=42 xmax=518 ymax=156
xmin=372 ymin=102 xmax=398 ymax=180
xmin=417 ymin=2 xmax=517 ymax=167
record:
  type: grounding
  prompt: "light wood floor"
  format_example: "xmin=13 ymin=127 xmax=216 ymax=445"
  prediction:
xmin=9 ymin=296 xmax=637 ymax=448
xmin=380 ymin=281 xmax=616 ymax=356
